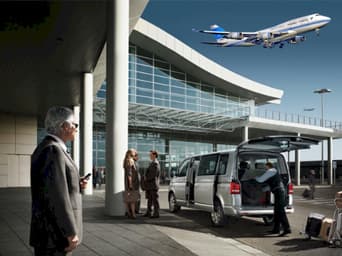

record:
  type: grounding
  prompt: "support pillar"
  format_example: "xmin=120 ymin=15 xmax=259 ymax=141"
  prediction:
xmin=328 ymin=136 xmax=333 ymax=185
xmin=72 ymin=106 xmax=80 ymax=169
xmin=105 ymin=0 xmax=129 ymax=216
xmin=242 ymin=126 xmax=248 ymax=142
xmin=295 ymin=133 xmax=301 ymax=185
xmin=81 ymin=73 xmax=93 ymax=195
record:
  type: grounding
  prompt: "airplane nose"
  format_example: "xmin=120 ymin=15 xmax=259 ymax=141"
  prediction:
xmin=324 ymin=16 xmax=331 ymax=23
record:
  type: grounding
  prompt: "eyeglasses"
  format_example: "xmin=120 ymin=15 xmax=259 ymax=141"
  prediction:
xmin=62 ymin=121 xmax=78 ymax=129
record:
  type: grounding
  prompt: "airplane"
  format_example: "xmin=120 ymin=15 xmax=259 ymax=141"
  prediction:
xmin=193 ymin=13 xmax=331 ymax=48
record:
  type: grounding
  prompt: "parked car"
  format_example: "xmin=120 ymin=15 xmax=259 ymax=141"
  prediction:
xmin=168 ymin=135 xmax=318 ymax=227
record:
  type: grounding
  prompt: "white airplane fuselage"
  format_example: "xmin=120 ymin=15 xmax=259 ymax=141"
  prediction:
xmin=208 ymin=13 xmax=331 ymax=47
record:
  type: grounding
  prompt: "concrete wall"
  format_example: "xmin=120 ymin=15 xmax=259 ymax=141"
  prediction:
xmin=0 ymin=113 xmax=37 ymax=187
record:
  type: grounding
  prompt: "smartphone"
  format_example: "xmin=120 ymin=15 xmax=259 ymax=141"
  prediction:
xmin=84 ymin=173 xmax=92 ymax=180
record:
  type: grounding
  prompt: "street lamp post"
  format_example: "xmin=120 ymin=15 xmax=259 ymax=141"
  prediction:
xmin=314 ymin=88 xmax=332 ymax=185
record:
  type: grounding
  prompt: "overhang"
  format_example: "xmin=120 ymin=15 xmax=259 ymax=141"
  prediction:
xmin=0 ymin=0 xmax=149 ymax=117
xmin=130 ymin=19 xmax=283 ymax=105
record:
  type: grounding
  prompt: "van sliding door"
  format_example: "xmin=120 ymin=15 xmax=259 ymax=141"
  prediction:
xmin=194 ymin=154 xmax=219 ymax=206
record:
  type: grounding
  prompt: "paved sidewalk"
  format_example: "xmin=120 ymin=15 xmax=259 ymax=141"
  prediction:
xmin=0 ymin=188 xmax=270 ymax=256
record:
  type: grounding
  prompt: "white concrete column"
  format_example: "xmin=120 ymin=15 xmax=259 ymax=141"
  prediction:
xmin=81 ymin=73 xmax=93 ymax=195
xmin=105 ymin=0 xmax=129 ymax=216
xmin=328 ymin=136 xmax=333 ymax=185
xmin=72 ymin=105 xmax=80 ymax=169
xmin=295 ymin=133 xmax=301 ymax=185
xmin=242 ymin=126 xmax=248 ymax=142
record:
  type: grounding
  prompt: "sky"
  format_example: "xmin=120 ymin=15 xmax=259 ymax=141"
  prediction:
xmin=141 ymin=0 xmax=342 ymax=161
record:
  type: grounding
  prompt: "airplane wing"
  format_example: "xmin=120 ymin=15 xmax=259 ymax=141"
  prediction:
xmin=196 ymin=29 xmax=258 ymax=37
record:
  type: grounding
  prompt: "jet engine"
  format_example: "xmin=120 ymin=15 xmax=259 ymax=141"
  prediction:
xmin=258 ymin=32 xmax=273 ymax=40
xmin=289 ymin=36 xmax=305 ymax=44
xmin=229 ymin=32 xmax=243 ymax=39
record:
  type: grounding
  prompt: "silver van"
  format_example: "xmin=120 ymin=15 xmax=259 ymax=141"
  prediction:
xmin=168 ymin=135 xmax=318 ymax=226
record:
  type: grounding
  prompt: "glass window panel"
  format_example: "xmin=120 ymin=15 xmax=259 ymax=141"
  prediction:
xmin=217 ymin=154 xmax=229 ymax=175
xmin=155 ymin=99 xmax=169 ymax=107
xmin=129 ymin=45 xmax=136 ymax=54
xmin=186 ymin=96 xmax=200 ymax=105
xmin=154 ymin=75 xmax=169 ymax=85
xmin=154 ymin=91 xmax=169 ymax=100
xmin=154 ymin=83 xmax=169 ymax=92
xmin=128 ymin=87 xmax=135 ymax=95
xmin=201 ymin=99 xmax=213 ymax=107
xmin=186 ymin=103 xmax=199 ymax=112
xmin=137 ymin=72 xmax=152 ymax=81
xmin=155 ymin=60 xmax=169 ymax=70
xmin=171 ymin=65 xmax=183 ymax=73
xmin=129 ymin=78 xmax=135 ymax=87
xmin=137 ymin=47 xmax=153 ymax=58
xmin=137 ymin=88 xmax=152 ymax=97
xmin=137 ymin=56 xmax=153 ymax=66
xmin=201 ymin=106 xmax=213 ymax=113
xmin=137 ymin=64 xmax=152 ymax=74
xmin=137 ymin=96 xmax=152 ymax=105
xmin=136 ymin=80 xmax=152 ymax=89
xmin=154 ymin=67 xmax=169 ymax=77
xmin=171 ymin=79 xmax=185 ymax=88
xmin=171 ymin=94 xmax=185 ymax=103
xmin=198 ymin=154 xmax=219 ymax=176
xmin=171 ymin=71 xmax=185 ymax=81
xmin=171 ymin=86 xmax=185 ymax=95
xmin=186 ymin=88 xmax=200 ymax=97
xmin=171 ymin=101 xmax=185 ymax=109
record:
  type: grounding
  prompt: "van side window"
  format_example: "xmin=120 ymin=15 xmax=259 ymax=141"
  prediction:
xmin=178 ymin=159 xmax=190 ymax=177
xmin=198 ymin=154 xmax=218 ymax=176
xmin=218 ymin=154 xmax=229 ymax=175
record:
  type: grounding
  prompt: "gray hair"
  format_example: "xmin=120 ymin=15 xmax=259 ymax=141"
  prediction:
xmin=44 ymin=106 xmax=74 ymax=135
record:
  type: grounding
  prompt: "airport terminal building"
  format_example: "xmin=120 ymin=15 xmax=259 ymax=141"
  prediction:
xmin=0 ymin=1 xmax=341 ymax=200
xmin=92 ymin=18 xmax=342 ymax=179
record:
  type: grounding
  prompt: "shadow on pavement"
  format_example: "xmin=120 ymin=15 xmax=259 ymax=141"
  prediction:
xmin=275 ymin=238 xmax=328 ymax=252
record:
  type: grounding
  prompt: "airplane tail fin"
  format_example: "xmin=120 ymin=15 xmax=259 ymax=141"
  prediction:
xmin=210 ymin=24 xmax=225 ymax=40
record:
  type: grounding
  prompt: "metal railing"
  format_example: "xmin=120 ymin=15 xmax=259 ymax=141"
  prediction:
xmin=254 ymin=108 xmax=342 ymax=131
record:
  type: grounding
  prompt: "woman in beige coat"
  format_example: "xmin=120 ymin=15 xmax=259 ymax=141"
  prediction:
xmin=123 ymin=149 xmax=140 ymax=218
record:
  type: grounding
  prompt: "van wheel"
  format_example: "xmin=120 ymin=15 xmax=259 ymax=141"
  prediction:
xmin=169 ymin=192 xmax=180 ymax=213
xmin=211 ymin=199 xmax=225 ymax=227
xmin=263 ymin=215 xmax=274 ymax=226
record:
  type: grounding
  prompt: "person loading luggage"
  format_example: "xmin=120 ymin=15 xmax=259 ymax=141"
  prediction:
xmin=255 ymin=162 xmax=292 ymax=237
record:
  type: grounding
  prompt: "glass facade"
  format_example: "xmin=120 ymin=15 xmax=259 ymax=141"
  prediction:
xmin=128 ymin=44 xmax=252 ymax=117
xmin=91 ymin=43 xmax=252 ymax=177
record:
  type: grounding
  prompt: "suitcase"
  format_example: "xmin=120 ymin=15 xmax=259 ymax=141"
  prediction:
xmin=305 ymin=213 xmax=325 ymax=238
xmin=319 ymin=218 xmax=334 ymax=242
xmin=302 ymin=188 xmax=312 ymax=198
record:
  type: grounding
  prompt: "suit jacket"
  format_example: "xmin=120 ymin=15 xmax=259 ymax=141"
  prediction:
xmin=30 ymin=135 xmax=82 ymax=250
xmin=144 ymin=159 xmax=160 ymax=191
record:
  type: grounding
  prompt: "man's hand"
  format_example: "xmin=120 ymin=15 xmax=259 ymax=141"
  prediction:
xmin=80 ymin=178 xmax=88 ymax=190
xmin=65 ymin=235 xmax=79 ymax=252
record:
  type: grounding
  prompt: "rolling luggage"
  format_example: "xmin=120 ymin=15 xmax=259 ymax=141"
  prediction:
xmin=319 ymin=218 xmax=334 ymax=242
xmin=302 ymin=188 xmax=312 ymax=199
xmin=305 ymin=212 xmax=325 ymax=239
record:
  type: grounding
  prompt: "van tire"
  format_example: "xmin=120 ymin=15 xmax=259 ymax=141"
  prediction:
xmin=211 ymin=199 xmax=225 ymax=227
xmin=169 ymin=192 xmax=181 ymax=213
xmin=262 ymin=215 xmax=274 ymax=226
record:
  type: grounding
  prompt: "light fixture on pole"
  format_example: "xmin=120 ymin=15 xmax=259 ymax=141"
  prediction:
xmin=313 ymin=88 xmax=332 ymax=184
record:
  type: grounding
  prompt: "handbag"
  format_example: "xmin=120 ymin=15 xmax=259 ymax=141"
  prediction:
xmin=124 ymin=190 xmax=140 ymax=203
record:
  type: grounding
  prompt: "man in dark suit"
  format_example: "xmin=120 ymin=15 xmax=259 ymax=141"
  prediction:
xmin=30 ymin=106 xmax=87 ymax=255
xmin=143 ymin=150 xmax=160 ymax=218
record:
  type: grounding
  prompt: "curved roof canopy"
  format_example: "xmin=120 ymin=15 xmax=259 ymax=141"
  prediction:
xmin=130 ymin=19 xmax=283 ymax=105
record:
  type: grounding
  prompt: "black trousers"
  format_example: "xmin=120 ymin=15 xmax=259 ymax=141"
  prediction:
xmin=34 ymin=247 xmax=72 ymax=256
xmin=273 ymin=189 xmax=290 ymax=232
xmin=146 ymin=189 xmax=160 ymax=214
